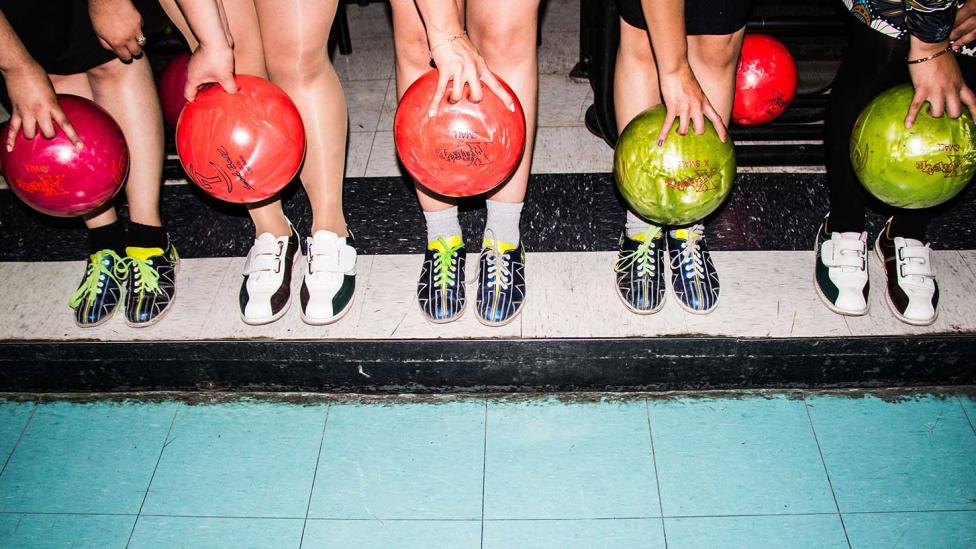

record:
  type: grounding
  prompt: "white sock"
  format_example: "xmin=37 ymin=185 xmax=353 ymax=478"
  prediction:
xmin=485 ymin=200 xmax=523 ymax=246
xmin=625 ymin=210 xmax=658 ymax=240
xmin=423 ymin=206 xmax=462 ymax=243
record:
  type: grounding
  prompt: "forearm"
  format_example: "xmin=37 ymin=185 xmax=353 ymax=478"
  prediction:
xmin=174 ymin=0 xmax=232 ymax=48
xmin=640 ymin=0 xmax=689 ymax=75
xmin=413 ymin=0 xmax=465 ymax=48
xmin=0 ymin=11 xmax=34 ymax=75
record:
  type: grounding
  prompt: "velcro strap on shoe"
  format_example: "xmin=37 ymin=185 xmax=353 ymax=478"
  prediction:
xmin=309 ymin=244 xmax=356 ymax=274
xmin=242 ymin=253 xmax=280 ymax=276
xmin=822 ymin=240 xmax=864 ymax=269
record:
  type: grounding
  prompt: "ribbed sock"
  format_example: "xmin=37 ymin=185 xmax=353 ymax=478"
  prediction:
xmin=625 ymin=210 xmax=658 ymax=240
xmin=423 ymin=206 xmax=462 ymax=243
xmin=127 ymin=222 xmax=169 ymax=250
xmin=484 ymin=200 xmax=523 ymax=246
xmin=87 ymin=221 xmax=126 ymax=256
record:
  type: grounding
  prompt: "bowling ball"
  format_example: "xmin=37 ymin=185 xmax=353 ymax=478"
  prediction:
xmin=176 ymin=75 xmax=305 ymax=203
xmin=0 ymin=95 xmax=128 ymax=217
xmin=732 ymin=34 xmax=797 ymax=126
xmin=850 ymin=84 xmax=976 ymax=209
xmin=394 ymin=69 xmax=526 ymax=197
xmin=614 ymin=105 xmax=736 ymax=226
xmin=158 ymin=52 xmax=191 ymax=128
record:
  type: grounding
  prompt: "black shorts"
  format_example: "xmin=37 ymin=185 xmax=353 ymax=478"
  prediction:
xmin=0 ymin=0 xmax=167 ymax=75
xmin=618 ymin=0 xmax=753 ymax=36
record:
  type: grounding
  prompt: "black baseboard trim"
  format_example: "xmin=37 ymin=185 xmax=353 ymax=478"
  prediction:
xmin=1 ymin=335 xmax=973 ymax=393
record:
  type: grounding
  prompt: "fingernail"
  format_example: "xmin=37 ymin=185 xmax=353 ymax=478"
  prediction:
xmin=428 ymin=108 xmax=436 ymax=117
xmin=656 ymin=139 xmax=664 ymax=147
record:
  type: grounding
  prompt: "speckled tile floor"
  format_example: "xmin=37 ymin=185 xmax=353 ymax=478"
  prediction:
xmin=0 ymin=391 xmax=974 ymax=548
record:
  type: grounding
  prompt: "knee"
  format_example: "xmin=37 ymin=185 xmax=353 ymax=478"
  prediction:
xmin=265 ymin=41 xmax=334 ymax=85
xmin=690 ymin=34 xmax=741 ymax=72
xmin=468 ymin=21 xmax=537 ymax=67
xmin=86 ymin=58 xmax=128 ymax=81
xmin=617 ymin=27 xmax=655 ymax=68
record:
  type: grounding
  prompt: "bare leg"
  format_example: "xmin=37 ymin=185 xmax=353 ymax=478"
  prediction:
xmin=614 ymin=19 xmax=662 ymax=130
xmin=389 ymin=0 xmax=462 ymax=213
xmin=253 ymin=0 xmax=348 ymax=236
xmin=160 ymin=0 xmax=291 ymax=237
xmin=84 ymin=56 xmax=163 ymax=227
xmin=686 ymin=29 xmax=746 ymax=124
xmin=466 ymin=0 xmax=540 ymax=204
xmin=48 ymin=72 xmax=119 ymax=229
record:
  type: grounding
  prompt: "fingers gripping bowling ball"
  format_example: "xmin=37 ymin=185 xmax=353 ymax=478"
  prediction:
xmin=394 ymin=69 xmax=526 ymax=198
xmin=850 ymin=84 xmax=976 ymax=209
xmin=614 ymin=105 xmax=736 ymax=226
xmin=158 ymin=52 xmax=191 ymax=129
xmin=732 ymin=34 xmax=797 ymax=126
xmin=176 ymin=75 xmax=305 ymax=204
xmin=0 ymin=95 xmax=128 ymax=218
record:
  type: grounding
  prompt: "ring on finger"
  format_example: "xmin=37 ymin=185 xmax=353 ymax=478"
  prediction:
xmin=136 ymin=35 xmax=147 ymax=46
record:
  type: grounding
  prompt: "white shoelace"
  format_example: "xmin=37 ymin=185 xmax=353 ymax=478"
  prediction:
xmin=674 ymin=225 xmax=705 ymax=281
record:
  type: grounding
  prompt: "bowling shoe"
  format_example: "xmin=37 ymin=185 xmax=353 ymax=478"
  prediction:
xmin=814 ymin=217 xmax=869 ymax=316
xmin=300 ymin=230 xmax=357 ymax=325
xmin=417 ymin=236 xmax=466 ymax=323
xmin=124 ymin=240 xmax=179 ymax=327
xmin=68 ymin=250 xmax=127 ymax=327
xmin=667 ymin=224 xmax=720 ymax=314
xmin=614 ymin=228 xmax=667 ymax=314
xmin=876 ymin=219 xmax=938 ymax=326
xmin=240 ymin=224 xmax=299 ymax=325
xmin=475 ymin=238 xmax=526 ymax=327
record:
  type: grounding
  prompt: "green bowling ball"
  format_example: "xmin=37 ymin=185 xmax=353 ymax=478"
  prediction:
xmin=614 ymin=105 xmax=736 ymax=226
xmin=850 ymin=84 xmax=976 ymax=209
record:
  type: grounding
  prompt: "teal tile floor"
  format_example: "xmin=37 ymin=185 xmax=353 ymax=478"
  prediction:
xmin=0 ymin=392 xmax=973 ymax=548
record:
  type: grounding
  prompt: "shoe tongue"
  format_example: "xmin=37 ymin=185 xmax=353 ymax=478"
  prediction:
xmin=125 ymin=246 xmax=163 ymax=261
xmin=896 ymin=236 xmax=925 ymax=248
xmin=483 ymin=238 xmax=517 ymax=253
xmin=428 ymin=235 xmax=463 ymax=252
xmin=311 ymin=230 xmax=340 ymax=246
xmin=255 ymin=232 xmax=279 ymax=247
xmin=835 ymin=231 xmax=864 ymax=242
xmin=671 ymin=228 xmax=700 ymax=240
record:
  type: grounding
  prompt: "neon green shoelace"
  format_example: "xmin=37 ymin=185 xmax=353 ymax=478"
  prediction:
xmin=68 ymin=250 xmax=127 ymax=308
xmin=433 ymin=237 xmax=463 ymax=288
xmin=614 ymin=227 xmax=662 ymax=277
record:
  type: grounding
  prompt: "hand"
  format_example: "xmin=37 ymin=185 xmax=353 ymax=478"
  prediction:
xmin=656 ymin=63 xmax=728 ymax=146
xmin=906 ymin=41 xmax=976 ymax=127
xmin=184 ymin=43 xmax=237 ymax=102
xmin=951 ymin=1 xmax=976 ymax=50
xmin=427 ymin=32 xmax=515 ymax=117
xmin=88 ymin=0 xmax=145 ymax=62
xmin=3 ymin=62 xmax=83 ymax=152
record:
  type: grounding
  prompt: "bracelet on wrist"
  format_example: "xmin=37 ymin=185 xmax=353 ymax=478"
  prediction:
xmin=429 ymin=31 xmax=467 ymax=57
xmin=907 ymin=45 xmax=952 ymax=65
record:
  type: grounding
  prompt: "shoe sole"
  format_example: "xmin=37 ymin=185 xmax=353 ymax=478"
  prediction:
xmin=812 ymin=231 xmax=869 ymax=317
xmin=301 ymin=291 xmax=357 ymax=326
xmin=126 ymin=258 xmax=182 ymax=329
xmin=874 ymin=239 xmax=938 ymax=327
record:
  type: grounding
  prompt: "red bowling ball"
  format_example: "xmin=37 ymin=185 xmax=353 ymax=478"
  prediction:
xmin=0 ymin=95 xmax=128 ymax=217
xmin=158 ymin=52 xmax=191 ymax=128
xmin=176 ymin=75 xmax=305 ymax=203
xmin=733 ymin=34 xmax=797 ymax=126
xmin=394 ymin=69 xmax=526 ymax=197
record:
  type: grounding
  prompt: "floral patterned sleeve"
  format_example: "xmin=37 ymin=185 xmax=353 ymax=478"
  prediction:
xmin=903 ymin=0 xmax=957 ymax=43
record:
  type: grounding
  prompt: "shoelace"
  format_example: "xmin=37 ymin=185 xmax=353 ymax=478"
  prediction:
xmin=128 ymin=255 xmax=162 ymax=295
xmin=673 ymin=225 xmax=706 ymax=280
xmin=432 ymin=237 xmax=463 ymax=288
xmin=482 ymin=233 xmax=513 ymax=292
xmin=68 ymin=250 xmax=127 ymax=308
xmin=614 ymin=227 xmax=663 ymax=277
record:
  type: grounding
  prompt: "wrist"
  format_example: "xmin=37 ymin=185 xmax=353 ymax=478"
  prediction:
xmin=427 ymin=25 xmax=465 ymax=48
xmin=909 ymin=37 xmax=950 ymax=57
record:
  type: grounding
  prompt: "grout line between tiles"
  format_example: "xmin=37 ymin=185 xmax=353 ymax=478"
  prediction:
xmin=803 ymin=398 xmax=852 ymax=548
xmin=958 ymin=397 xmax=976 ymax=438
xmin=644 ymin=401 xmax=669 ymax=549
xmin=125 ymin=404 xmax=181 ymax=548
xmin=299 ymin=405 xmax=332 ymax=548
xmin=479 ymin=399 xmax=489 ymax=549
xmin=0 ymin=403 xmax=36 ymax=480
